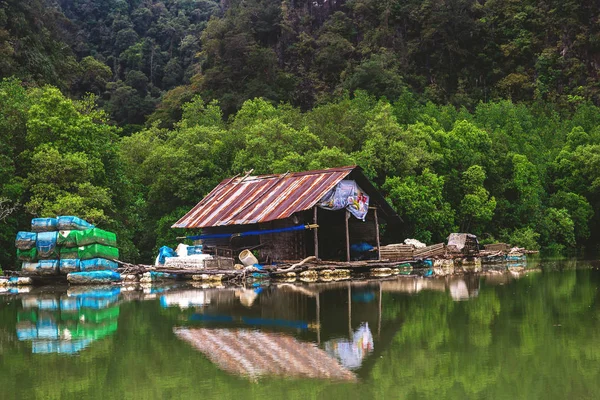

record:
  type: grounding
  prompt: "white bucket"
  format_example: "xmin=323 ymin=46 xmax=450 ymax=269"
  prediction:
xmin=239 ymin=249 xmax=258 ymax=266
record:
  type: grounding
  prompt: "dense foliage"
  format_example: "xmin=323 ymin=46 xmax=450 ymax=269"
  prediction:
xmin=3 ymin=76 xmax=600 ymax=264
xmin=3 ymin=1 xmax=600 ymax=125
xmin=2 ymin=1 xmax=600 ymax=265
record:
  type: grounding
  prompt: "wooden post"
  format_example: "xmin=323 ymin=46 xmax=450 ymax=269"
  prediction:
xmin=316 ymin=292 xmax=321 ymax=345
xmin=313 ymin=206 xmax=319 ymax=260
xmin=378 ymin=282 xmax=382 ymax=338
xmin=345 ymin=210 xmax=350 ymax=262
xmin=374 ymin=207 xmax=381 ymax=261
xmin=348 ymin=284 xmax=352 ymax=337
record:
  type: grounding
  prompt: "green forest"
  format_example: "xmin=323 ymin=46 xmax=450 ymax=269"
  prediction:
xmin=2 ymin=0 xmax=600 ymax=265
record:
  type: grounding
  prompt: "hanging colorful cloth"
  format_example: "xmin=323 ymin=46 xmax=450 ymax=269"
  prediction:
xmin=317 ymin=180 xmax=370 ymax=220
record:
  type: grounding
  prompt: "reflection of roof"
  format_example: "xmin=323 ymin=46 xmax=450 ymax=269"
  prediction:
xmin=174 ymin=328 xmax=356 ymax=381
xmin=172 ymin=166 xmax=400 ymax=228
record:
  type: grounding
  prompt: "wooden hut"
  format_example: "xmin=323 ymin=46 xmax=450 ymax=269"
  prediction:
xmin=172 ymin=166 xmax=401 ymax=265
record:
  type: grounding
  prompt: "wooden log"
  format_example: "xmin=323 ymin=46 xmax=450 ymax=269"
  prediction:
xmin=277 ymin=256 xmax=317 ymax=272
xmin=153 ymin=268 xmax=246 ymax=276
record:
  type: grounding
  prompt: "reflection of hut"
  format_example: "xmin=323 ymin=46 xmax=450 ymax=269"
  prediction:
xmin=380 ymin=278 xmax=446 ymax=294
xmin=449 ymin=279 xmax=469 ymax=301
xmin=179 ymin=282 xmax=385 ymax=350
xmin=174 ymin=328 xmax=356 ymax=381
xmin=160 ymin=290 xmax=211 ymax=308
xmin=448 ymin=276 xmax=480 ymax=301
xmin=172 ymin=166 xmax=401 ymax=265
xmin=324 ymin=322 xmax=374 ymax=370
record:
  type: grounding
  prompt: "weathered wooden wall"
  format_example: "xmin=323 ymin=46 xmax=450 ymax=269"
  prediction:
xmin=348 ymin=210 xmax=377 ymax=245
xmin=259 ymin=217 xmax=307 ymax=262
xmin=307 ymin=208 xmax=378 ymax=261
xmin=201 ymin=224 xmax=260 ymax=258
xmin=200 ymin=208 xmax=379 ymax=262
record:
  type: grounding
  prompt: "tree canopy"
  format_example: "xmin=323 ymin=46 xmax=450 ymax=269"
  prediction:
xmin=3 ymin=1 xmax=600 ymax=264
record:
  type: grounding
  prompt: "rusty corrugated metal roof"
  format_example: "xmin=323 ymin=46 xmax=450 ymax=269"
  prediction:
xmin=172 ymin=166 xmax=356 ymax=228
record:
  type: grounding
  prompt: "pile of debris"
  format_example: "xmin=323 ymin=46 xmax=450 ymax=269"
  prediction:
xmin=378 ymin=234 xmax=536 ymax=265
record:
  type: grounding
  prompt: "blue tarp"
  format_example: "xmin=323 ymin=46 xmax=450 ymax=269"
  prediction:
xmin=67 ymin=271 xmax=121 ymax=284
xmin=57 ymin=216 xmax=95 ymax=231
xmin=187 ymin=245 xmax=203 ymax=256
xmin=38 ymin=260 xmax=59 ymax=275
xmin=15 ymin=232 xmax=37 ymax=250
xmin=317 ymin=180 xmax=370 ymax=221
xmin=80 ymin=258 xmax=118 ymax=272
xmin=59 ymin=258 xmax=80 ymax=274
xmin=36 ymin=231 xmax=59 ymax=258
xmin=350 ymin=242 xmax=374 ymax=253
xmin=157 ymin=246 xmax=177 ymax=265
xmin=31 ymin=218 xmax=58 ymax=232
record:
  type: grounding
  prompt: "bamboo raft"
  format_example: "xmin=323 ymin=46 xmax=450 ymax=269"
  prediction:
xmin=4 ymin=242 xmax=538 ymax=287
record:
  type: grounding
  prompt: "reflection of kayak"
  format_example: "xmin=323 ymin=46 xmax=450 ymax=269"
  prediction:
xmin=14 ymin=287 xmax=121 ymax=355
xmin=32 ymin=339 xmax=94 ymax=354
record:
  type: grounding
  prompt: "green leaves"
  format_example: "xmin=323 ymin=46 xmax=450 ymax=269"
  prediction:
xmin=24 ymin=145 xmax=113 ymax=224
xmin=0 ymin=80 xmax=141 ymax=262
xmin=384 ymin=169 xmax=455 ymax=243
xmin=7 ymin=60 xmax=600 ymax=263
xmin=459 ymin=165 xmax=496 ymax=234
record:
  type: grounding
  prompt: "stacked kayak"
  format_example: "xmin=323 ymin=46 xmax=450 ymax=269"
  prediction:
xmin=16 ymin=216 xmax=119 ymax=277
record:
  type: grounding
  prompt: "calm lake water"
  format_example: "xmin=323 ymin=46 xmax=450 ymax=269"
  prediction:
xmin=1 ymin=258 xmax=600 ymax=399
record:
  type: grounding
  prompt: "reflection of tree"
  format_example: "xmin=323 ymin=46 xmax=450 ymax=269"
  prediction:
xmin=395 ymin=294 xmax=455 ymax=350
xmin=1 ymin=271 xmax=600 ymax=399
xmin=368 ymin=270 xmax=600 ymax=399
xmin=465 ymin=290 xmax=500 ymax=348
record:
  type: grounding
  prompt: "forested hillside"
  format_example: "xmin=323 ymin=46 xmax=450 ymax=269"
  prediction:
xmin=2 ymin=0 xmax=600 ymax=265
